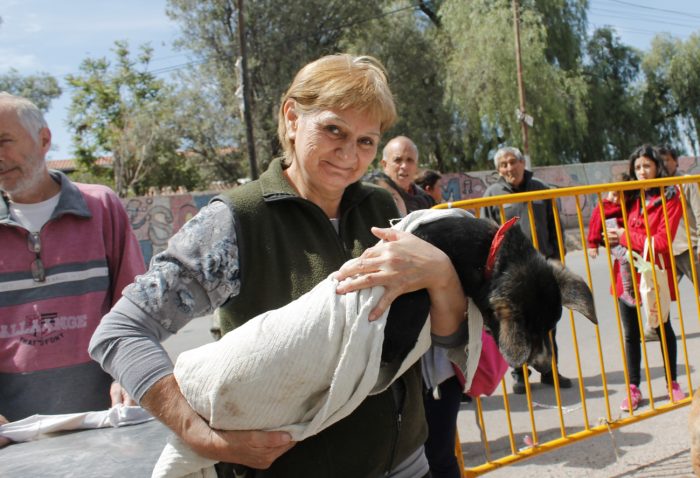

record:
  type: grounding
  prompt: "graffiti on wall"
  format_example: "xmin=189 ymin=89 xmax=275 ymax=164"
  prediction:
xmin=438 ymin=160 xmax=639 ymax=228
xmin=122 ymin=158 xmax=698 ymax=266
xmin=124 ymin=193 xmax=216 ymax=265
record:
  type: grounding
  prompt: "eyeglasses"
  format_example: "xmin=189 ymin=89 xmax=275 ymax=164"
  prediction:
xmin=27 ymin=232 xmax=46 ymax=282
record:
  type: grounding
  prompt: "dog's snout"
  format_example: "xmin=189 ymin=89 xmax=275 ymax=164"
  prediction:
xmin=531 ymin=356 xmax=552 ymax=374
xmin=527 ymin=338 xmax=553 ymax=374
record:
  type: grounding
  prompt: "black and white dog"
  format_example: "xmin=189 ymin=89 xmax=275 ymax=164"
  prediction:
xmin=381 ymin=214 xmax=598 ymax=370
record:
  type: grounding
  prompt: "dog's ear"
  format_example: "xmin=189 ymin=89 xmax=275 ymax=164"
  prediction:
xmin=489 ymin=298 xmax=531 ymax=367
xmin=550 ymin=261 xmax=598 ymax=324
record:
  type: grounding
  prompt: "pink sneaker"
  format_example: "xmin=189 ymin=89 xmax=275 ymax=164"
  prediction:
xmin=621 ymin=384 xmax=642 ymax=411
xmin=670 ymin=381 xmax=686 ymax=402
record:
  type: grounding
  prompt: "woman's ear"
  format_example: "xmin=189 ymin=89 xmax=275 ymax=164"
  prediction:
xmin=283 ymin=99 xmax=298 ymax=140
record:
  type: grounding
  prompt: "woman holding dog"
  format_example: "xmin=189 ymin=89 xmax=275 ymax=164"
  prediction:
xmin=90 ymin=54 xmax=468 ymax=477
xmin=606 ymin=144 xmax=686 ymax=411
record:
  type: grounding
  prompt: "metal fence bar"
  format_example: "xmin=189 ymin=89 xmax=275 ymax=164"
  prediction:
xmin=433 ymin=177 xmax=699 ymax=475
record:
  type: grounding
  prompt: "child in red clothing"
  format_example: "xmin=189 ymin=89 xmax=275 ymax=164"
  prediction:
xmin=588 ymin=189 xmax=636 ymax=306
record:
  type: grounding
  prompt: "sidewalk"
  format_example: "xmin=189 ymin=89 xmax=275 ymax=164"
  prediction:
xmin=459 ymin=404 xmax=693 ymax=477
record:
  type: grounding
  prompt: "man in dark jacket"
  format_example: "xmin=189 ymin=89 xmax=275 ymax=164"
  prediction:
xmin=481 ymin=146 xmax=572 ymax=394
xmin=381 ymin=136 xmax=435 ymax=212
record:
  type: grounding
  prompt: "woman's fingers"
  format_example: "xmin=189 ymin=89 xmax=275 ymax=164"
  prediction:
xmin=334 ymin=227 xmax=445 ymax=297
xmin=0 ymin=414 xmax=10 ymax=448
xmin=334 ymin=225 xmax=465 ymax=333
xmin=369 ymin=226 xmax=400 ymax=242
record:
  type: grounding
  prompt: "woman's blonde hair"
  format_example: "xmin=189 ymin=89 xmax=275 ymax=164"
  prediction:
xmin=277 ymin=54 xmax=396 ymax=162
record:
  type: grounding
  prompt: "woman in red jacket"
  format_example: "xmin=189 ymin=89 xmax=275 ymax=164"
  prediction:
xmin=606 ymin=144 xmax=686 ymax=411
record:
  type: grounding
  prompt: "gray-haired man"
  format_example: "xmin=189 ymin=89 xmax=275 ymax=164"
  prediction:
xmin=481 ymin=146 xmax=572 ymax=394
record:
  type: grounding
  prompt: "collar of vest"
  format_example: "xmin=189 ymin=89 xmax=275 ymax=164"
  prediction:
xmin=259 ymin=157 xmax=376 ymax=213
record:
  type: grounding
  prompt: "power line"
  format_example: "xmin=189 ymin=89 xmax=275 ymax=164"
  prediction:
xmin=588 ymin=0 xmax=699 ymax=48
xmin=607 ymin=0 xmax=700 ymax=20
xmin=591 ymin=6 xmax=700 ymax=30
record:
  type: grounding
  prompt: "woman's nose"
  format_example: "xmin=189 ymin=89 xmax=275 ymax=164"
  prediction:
xmin=337 ymin=141 xmax=355 ymax=159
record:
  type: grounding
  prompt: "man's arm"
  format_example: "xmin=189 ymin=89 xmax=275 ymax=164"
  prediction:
xmin=546 ymin=197 xmax=565 ymax=260
xmin=100 ymin=189 xmax=146 ymax=405
xmin=141 ymin=375 xmax=293 ymax=467
xmin=480 ymin=188 xmax=501 ymax=223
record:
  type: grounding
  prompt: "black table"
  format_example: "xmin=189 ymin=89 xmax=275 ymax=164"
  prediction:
xmin=0 ymin=420 xmax=170 ymax=477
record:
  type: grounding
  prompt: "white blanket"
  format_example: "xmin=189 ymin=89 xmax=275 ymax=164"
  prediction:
xmin=152 ymin=207 xmax=480 ymax=478
xmin=0 ymin=405 xmax=153 ymax=442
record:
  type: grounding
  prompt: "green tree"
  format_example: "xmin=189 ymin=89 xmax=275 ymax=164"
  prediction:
xmin=340 ymin=1 xmax=462 ymax=172
xmin=173 ymin=70 xmax=247 ymax=184
xmin=0 ymin=69 xmax=61 ymax=112
xmin=665 ymin=33 xmax=700 ymax=153
xmin=534 ymin=0 xmax=587 ymax=71
xmin=640 ymin=35 xmax=682 ymax=150
xmin=166 ymin=0 xmax=385 ymax=173
xmin=66 ymin=41 xmax=202 ymax=196
xmin=580 ymin=28 xmax=648 ymax=162
xmin=441 ymin=0 xmax=588 ymax=167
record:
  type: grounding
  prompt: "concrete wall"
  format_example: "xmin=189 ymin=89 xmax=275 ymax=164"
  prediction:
xmin=123 ymin=193 xmax=217 ymax=265
xmin=123 ymin=157 xmax=700 ymax=265
xmin=441 ymin=156 xmax=700 ymax=229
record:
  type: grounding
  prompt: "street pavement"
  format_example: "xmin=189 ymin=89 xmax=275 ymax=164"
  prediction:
xmin=163 ymin=249 xmax=699 ymax=477
xmin=458 ymin=248 xmax=698 ymax=477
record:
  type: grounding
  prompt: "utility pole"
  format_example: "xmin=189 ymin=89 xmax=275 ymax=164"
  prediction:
xmin=237 ymin=0 xmax=258 ymax=180
xmin=512 ymin=0 xmax=530 ymax=157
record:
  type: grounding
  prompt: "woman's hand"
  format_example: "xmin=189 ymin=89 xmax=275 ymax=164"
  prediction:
xmin=142 ymin=375 xmax=294 ymax=468
xmin=0 ymin=414 xmax=10 ymax=448
xmin=334 ymin=227 xmax=466 ymax=336
xmin=110 ymin=381 xmax=137 ymax=406
xmin=606 ymin=228 xmax=622 ymax=246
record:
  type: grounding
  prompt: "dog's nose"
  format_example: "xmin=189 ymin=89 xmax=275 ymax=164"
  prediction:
xmin=529 ymin=353 xmax=553 ymax=374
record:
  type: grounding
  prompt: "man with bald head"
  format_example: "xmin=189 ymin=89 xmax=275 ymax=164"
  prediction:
xmin=381 ymin=136 xmax=435 ymax=212
xmin=0 ymin=92 xmax=144 ymax=442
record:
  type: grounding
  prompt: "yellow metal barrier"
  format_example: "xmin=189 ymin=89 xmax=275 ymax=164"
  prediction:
xmin=437 ymin=175 xmax=700 ymax=476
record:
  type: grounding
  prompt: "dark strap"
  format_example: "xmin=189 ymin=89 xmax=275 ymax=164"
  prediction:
xmin=215 ymin=462 xmax=252 ymax=478
xmin=390 ymin=378 xmax=406 ymax=414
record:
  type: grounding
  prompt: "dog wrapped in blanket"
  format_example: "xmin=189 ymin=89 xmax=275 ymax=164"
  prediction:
xmin=152 ymin=208 xmax=597 ymax=478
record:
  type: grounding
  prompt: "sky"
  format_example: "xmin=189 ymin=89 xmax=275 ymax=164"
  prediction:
xmin=1 ymin=0 xmax=698 ymax=160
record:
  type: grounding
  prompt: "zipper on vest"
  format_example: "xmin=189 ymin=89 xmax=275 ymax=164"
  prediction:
xmin=384 ymin=411 xmax=403 ymax=476
xmin=384 ymin=379 xmax=406 ymax=476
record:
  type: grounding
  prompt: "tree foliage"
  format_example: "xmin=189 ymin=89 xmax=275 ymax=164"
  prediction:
xmin=441 ymin=0 xmax=587 ymax=167
xmin=340 ymin=1 xmax=462 ymax=171
xmin=60 ymin=1 xmax=700 ymax=192
xmin=66 ymin=41 xmax=203 ymax=197
xmin=665 ymin=33 xmax=700 ymax=153
xmin=580 ymin=28 xmax=647 ymax=162
xmin=172 ymin=69 xmax=247 ymax=184
xmin=0 ymin=69 xmax=61 ymax=112
xmin=533 ymin=0 xmax=587 ymax=71
xmin=166 ymin=0 xmax=384 ymax=173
